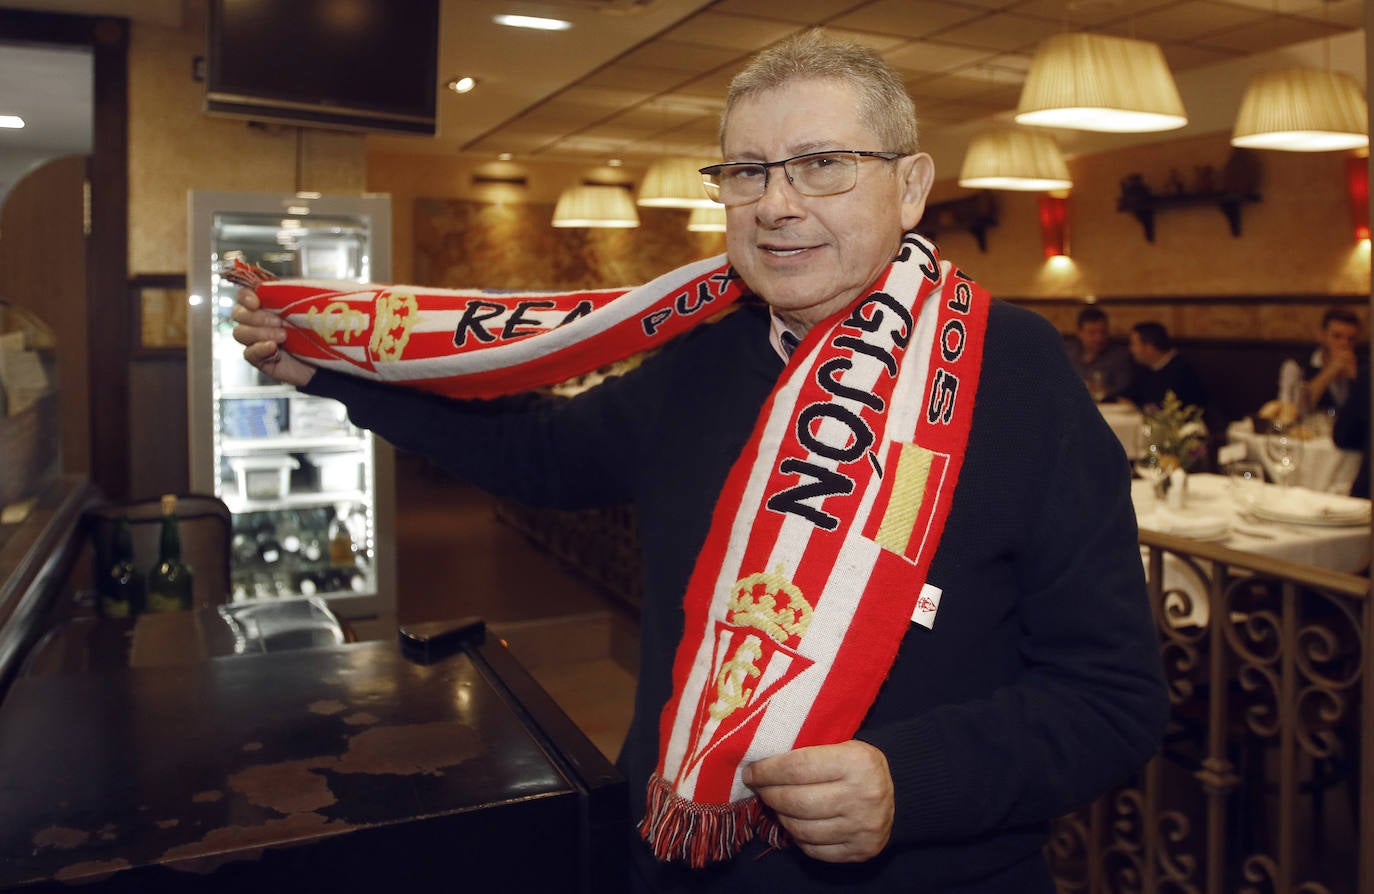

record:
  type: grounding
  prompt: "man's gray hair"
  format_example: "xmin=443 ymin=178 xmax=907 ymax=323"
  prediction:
xmin=720 ymin=29 xmax=919 ymax=155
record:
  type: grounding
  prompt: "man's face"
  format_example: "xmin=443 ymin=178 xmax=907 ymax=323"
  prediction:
xmin=1128 ymin=331 xmax=1148 ymax=364
xmin=1078 ymin=320 xmax=1108 ymax=354
xmin=1321 ymin=319 xmax=1359 ymax=356
xmin=720 ymin=78 xmax=932 ymax=328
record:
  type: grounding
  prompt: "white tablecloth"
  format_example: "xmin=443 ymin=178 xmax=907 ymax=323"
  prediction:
xmin=1225 ymin=419 xmax=1361 ymax=495
xmin=1133 ymin=473 xmax=1371 ymax=627
xmin=1100 ymin=403 xmax=1143 ymax=460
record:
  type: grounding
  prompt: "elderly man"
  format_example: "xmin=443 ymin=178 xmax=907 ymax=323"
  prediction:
xmin=233 ymin=31 xmax=1165 ymax=894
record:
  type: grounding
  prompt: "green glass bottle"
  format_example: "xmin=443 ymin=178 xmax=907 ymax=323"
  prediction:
xmin=99 ymin=516 xmax=144 ymax=618
xmin=146 ymin=494 xmax=194 ymax=613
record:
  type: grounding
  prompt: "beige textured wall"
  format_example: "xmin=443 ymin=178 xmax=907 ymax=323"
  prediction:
xmin=127 ymin=0 xmax=367 ymax=274
xmin=373 ymin=135 xmax=1369 ymax=342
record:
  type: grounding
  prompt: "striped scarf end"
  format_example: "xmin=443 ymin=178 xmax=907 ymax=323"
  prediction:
xmin=637 ymin=774 xmax=780 ymax=868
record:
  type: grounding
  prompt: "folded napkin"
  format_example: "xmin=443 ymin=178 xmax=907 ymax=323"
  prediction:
xmin=1136 ymin=507 xmax=1230 ymax=540
xmin=1255 ymin=488 xmax=1371 ymax=523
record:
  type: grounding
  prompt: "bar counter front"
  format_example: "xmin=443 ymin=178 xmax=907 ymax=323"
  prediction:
xmin=0 ymin=616 xmax=627 ymax=892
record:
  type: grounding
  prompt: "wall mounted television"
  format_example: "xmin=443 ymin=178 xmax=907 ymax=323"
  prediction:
xmin=205 ymin=0 xmax=440 ymax=136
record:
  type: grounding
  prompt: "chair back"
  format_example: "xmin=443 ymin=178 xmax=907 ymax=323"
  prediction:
xmin=86 ymin=495 xmax=233 ymax=609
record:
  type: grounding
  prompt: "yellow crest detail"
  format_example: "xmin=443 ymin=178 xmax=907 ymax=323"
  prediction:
xmin=709 ymin=635 xmax=762 ymax=720
xmin=370 ymin=289 xmax=421 ymax=362
xmin=727 ymin=565 xmax=812 ymax=645
xmin=306 ymin=301 xmax=367 ymax=345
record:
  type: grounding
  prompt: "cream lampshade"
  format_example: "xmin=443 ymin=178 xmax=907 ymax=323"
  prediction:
xmin=686 ymin=206 xmax=726 ymax=232
xmin=1231 ymin=68 xmax=1369 ymax=152
xmin=1015 ymin=33 xmax=1187 ymax=133
xmin=551 ymin=185 xmax=640 ymax=228
xmin=958 ymin=129 xmax=1072 ymax=191
xmin=637 ymin=157 xmax=718 ymax=208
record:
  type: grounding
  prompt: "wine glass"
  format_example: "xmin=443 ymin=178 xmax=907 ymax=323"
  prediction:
xmin=1134 ymin=424 xmax=1169 ymax=503
xmin=1264 ymin=422 xmax=1304 ymax=489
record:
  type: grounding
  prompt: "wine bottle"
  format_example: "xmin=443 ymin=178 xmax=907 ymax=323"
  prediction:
xmin=98 ymin=516 xmax=144 ymax=618
xmin=328 ymin=506 xmax=356 ymax=569
xmin=146 ymin=494 xmax=194 ymax=613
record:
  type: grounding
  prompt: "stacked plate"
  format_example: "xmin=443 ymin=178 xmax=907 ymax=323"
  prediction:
xmin=1250 ymin=488 xmax=1371 ymax=527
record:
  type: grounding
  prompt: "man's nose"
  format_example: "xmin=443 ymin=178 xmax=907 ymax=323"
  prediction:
xmin=755 ymin=167 xmax=803 ymax=218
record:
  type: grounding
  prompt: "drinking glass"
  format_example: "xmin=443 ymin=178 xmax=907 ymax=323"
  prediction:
xmin=1264 ymin=423 xmax=1304 ymax=489
xmin=1226 ymin=460 xmax=1265 ymax=511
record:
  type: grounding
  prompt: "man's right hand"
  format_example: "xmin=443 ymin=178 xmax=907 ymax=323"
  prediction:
xmin=230 ymin=287 xmax=316 ymax=387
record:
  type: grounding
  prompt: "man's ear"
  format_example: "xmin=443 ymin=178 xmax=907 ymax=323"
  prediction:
xmin=898 ymin=153 xmax=936 ymax=231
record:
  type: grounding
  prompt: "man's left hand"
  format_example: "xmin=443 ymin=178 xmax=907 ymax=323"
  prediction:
xmin=743 ymin=740 xmax=894 ymax=863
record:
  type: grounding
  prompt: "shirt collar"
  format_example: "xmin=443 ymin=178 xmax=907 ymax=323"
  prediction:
xmin=768 ymin=310 xmax=803 ymax=363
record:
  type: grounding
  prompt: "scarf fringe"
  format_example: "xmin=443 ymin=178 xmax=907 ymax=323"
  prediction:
xmin=637 ymin=773 xmax=787 ymax=867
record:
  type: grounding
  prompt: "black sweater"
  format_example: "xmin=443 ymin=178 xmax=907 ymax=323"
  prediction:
xmin=306 ymin=298 xmax=1168 ymax=892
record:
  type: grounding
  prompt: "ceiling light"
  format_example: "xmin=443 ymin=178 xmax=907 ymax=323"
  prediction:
xmin=552 ymin=185 xmax=639 ymax=228
xmin=447 ymin=77 xmax=477 ymax=94
xmin=686 ymin=206 xmax=726 ymax=232
xmin=497 ymin=152 xmax=513 ymax=161
xmin=1015 ymin=33 xmax=1187 ymax=133
xmin=958 ymin=129 xmax=1072 ymax=191
xmin=1231 ymin=67 xmax=1369 ymax=152
xmin=638 ymin=157 xmax=717 ymax=208
xmin=0 ymin=115 xmax=25 ymax=129
xmin=494 ymin=14 xmax=572 ymax=31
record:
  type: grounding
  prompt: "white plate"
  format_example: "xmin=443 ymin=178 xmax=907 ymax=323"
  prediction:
xmin=1249 ymin=491 xmax=1371 ymax=527
xmin=1183 ymin=473 xmax=1229 ymax=501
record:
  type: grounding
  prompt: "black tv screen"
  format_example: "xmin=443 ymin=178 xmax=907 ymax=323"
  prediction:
xmin=206 ymin=0 xmax=440 ymax=136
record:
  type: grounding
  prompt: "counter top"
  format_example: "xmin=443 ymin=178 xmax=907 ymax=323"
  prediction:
xmin=0 ymin=633 xmax=626 ymax=891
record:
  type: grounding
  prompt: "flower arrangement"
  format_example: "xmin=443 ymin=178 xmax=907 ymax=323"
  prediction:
xmin=1141 ymin=390 xmax=1208 ymax=473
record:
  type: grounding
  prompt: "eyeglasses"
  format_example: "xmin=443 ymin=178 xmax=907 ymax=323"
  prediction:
xmin=699 ymin=150 xmax=908 ymax=205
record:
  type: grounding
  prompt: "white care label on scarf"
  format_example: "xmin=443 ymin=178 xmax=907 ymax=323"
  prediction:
xmin=911 ymin=583 xmax=942 ymax=629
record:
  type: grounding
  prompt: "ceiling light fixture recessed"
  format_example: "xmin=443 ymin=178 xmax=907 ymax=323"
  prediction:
xmin=0 ymin=115 xmax=25 ymax=129
xmin=494 ymin=14 xmax=572 ymax=31
xmin=447 ymin=77 xmax=477 ymax=94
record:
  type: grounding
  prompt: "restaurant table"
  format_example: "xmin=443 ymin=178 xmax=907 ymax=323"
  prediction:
xmin=1099 ymin=402 xmax=1143 ymax=460
xmin=0 ymin=619 xmax=626 ymax=893
xmin=1225 ymin=418 xmax=1361 ymax=495
xmin=1132 ymin=473 xmax=1371 ymax=627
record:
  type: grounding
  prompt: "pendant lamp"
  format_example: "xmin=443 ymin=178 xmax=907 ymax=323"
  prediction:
xmin=686 ymin=206 xmax=726 ymax=232
xmin=958 ymin=129 xmax=1072 ymax=191
xmin=1231 ymin=68 xmax=1369 ymax=152
xmin=1015 ymin=33 xmax=1187 ymax=133
xmin=552 ymin=185 xmax=639 ymax=228
xmin=637 ymin=157 xmax=718 ymax=208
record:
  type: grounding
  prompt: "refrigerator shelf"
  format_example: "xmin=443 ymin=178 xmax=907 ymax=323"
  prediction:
xmin=220 ymin=435 xmax=366 ymax=455
xmin=219 ymin=383 xmax=300 ymax=399
xmin=222 ymin=488 xmax=368 ymax=514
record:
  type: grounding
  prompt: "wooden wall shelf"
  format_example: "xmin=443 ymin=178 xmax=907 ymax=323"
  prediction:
xmin=1117 ymin=187 xmax=1261 ymax=243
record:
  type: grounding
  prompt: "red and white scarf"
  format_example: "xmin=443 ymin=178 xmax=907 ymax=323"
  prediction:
xmin=226 ymin=231 xmax=990 ymax=866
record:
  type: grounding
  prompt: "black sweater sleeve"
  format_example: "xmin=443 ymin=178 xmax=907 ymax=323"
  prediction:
xmin=301 ymin=359 xmax=665 ymax=511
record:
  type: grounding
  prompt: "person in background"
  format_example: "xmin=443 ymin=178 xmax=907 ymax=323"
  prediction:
xmin=232 ymin=31 xmax=1167 ymax=893
xmin=1122 ymin=320 xmax=1208 ymax=412
xmin=1277 ymin=308 xmax=1361 ymax=415
xmin=1064 ymin=306 xmax=1134 ymax=402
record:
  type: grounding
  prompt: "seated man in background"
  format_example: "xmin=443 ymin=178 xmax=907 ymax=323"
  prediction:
xmin=1064 ymin=307 xmax=1134 ymax=402
xmin=1122 ymin=321 xmax=1208 ymax=412
xmin=1278 ymin=308 xmax=1361 ymax=415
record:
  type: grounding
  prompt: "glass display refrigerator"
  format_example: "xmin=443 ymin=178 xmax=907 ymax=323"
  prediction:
xmin=187 ymin=191 xmax=395 ymax=618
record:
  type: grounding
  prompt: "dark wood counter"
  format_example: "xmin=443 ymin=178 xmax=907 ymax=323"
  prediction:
xmin=0 ymin=629 xmax=626 ymax=892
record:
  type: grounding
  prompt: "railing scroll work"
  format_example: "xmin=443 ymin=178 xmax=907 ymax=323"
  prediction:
xmin=1047 ymin=531 xmax=1370 ymax=894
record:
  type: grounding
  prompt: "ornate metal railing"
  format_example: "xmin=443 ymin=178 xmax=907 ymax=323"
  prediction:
xmin=1048 ymin=531 xmax=1371 ymax=894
